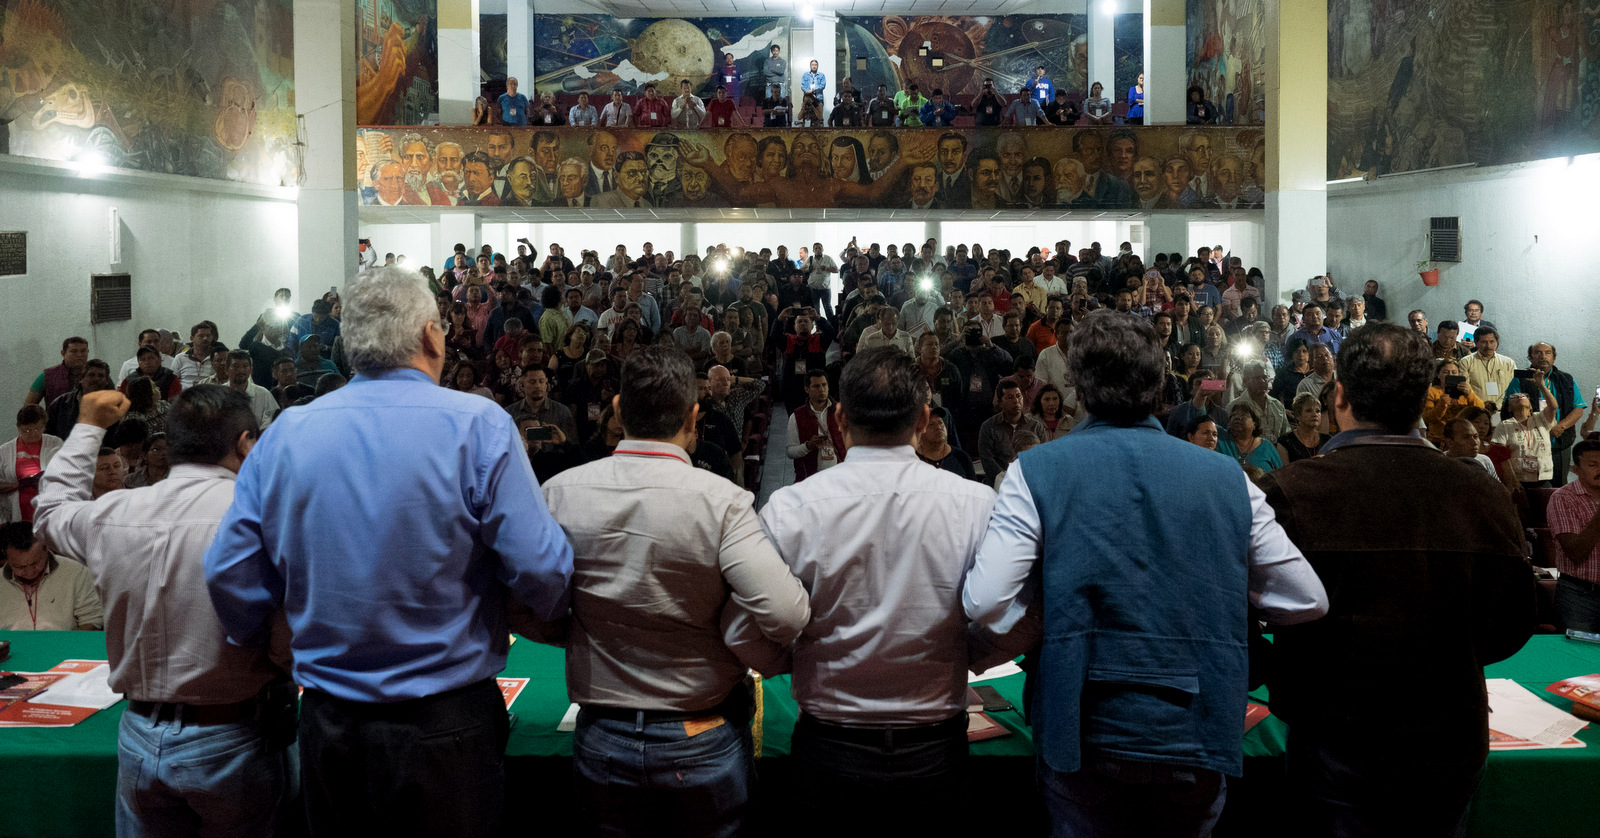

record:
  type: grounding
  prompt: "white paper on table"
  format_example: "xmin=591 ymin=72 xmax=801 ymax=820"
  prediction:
xmin=968 ymin=661 xmax=1023 ymax=683
xmin=557 ymin=703 xmax=580 ymax=732
xmin=35 ymin=664 xmax=121 ymax=710
xmin=1486 ymin=678 xmax=1589 ymax=746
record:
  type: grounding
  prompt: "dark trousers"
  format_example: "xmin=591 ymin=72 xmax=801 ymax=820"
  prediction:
xmin=1552 ymin=445 xmax=1572 ymax=487
xmin=1557 ymin=575 xmax=1600 ymax=632
xmin=298 ymin=679 xmax=508 ymax=838
xmin=792 ymin=712 xmax=968 ymax=838
xmin=1038 ymin=756 xmax=1226 ymax=838
xmin=1286 ymin=724 xmax=1481 ymax=838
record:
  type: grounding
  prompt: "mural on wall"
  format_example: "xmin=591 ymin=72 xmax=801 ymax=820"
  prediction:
xmin=1328 ymin=0 xmax=1600 ymax=179
xmin=481 ymin=13 xmax=507 ymax=83
xmin=355 ymin=125 xmax=1262 ymax=211
xmin=532 ymin=16 xmax=790 ymax=99
xmin=0 ymin=0 xmax=295 ymax=185
xmin=1185 ymin=0 xmax=1265 ymax=126
xmin=1114 ymin=13 xmax=1145 ymax=111
xmin=838 ymin=15 xmax=1088 ymax=99
xmin=356 ymin=0 xmax=437 ymax=125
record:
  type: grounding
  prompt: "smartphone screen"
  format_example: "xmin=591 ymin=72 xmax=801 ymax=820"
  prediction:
xmin=525 ymin=426 xmax=554 ymax=442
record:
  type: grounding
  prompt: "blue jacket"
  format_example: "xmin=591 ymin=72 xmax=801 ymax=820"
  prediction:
xmin=1017 ymin=416 xmax=1253 ymax=776
xmin=920 ymin=100 xmax=958 ymax=127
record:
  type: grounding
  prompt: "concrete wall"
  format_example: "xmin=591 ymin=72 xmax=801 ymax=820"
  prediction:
xmin=0 ymin=161 xmax=298 ymax=413
xmin=1327 ymin=155 xmax=1600 ymax=387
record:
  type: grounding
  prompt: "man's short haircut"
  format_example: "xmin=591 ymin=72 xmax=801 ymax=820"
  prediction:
xmin=136 ymin=346 xmax=160 ymax=360
xmin=1474 ymin=326 xmax=1498 ymax=341
xmin=16 ymin=404 xmax=46 ymax=426
xmin=1572 ymin=433 xmax=1600 ymax=465
xmin=1436 ymin=319 xmax=1460 ymax=333
xmin=1443 ymin=417 xmax=1478 ymax=440
xmin=162 ymin=384 xmax=259 ymax=466
xmin=342 ymin=267 xmax=438 ymax=373
xmin=1068 ymin=311 xmax=1168 ymax=425
xmin=84 ymin=359 xmax=110 ymax=376
xmin=997 ymin=379 xmax=1022 ymax=395
xmin=619 ymin=346 xmax=697 ymax=440
xmin=62 ymin=336 xmax=88 ymax=351
xmin=0 ymin=520 xmax=36 ymax=554
xmin=190 ymin=320 xmax=218 ymax=338
xmin=838 ymin=347 xmax=928 ymax=440
xmin=227 ymin=349 xmax=252 ymax=365
xmin=138 ymin=329 xmax=160 ymax=342
xmin=1465 ymin=299 xmax=1484 ymax=311
xmin=1335 ymin=323 xmax=1435 ymax=434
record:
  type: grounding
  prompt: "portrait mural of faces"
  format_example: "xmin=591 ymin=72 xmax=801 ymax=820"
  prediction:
xmin=356 ymin=125 xmax=1263 ymax=212
xmin=356 ymin=0 xmax=437 ymax=125
xmin=1185 ymin=0 xmax=1265 ymax=126
xmin=1327 ymin=0 xmax=1600 ymax=179
xmin=532 ymin=16 xmax=791 ymax=98
xmin=838 ymin=15 xmax=1089 ymax=99
xmin=0 ymin=0 xmax=295 ymax=185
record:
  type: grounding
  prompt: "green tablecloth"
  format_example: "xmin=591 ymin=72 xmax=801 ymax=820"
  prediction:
xmin=5 ymin=631 xmax=1599 ymax=837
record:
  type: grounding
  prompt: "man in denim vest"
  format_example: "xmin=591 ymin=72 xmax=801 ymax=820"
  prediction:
xmin=964 ymin=311 xmax=1328 ymax=835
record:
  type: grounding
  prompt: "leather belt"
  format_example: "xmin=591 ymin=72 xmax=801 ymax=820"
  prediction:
xmin=1560 ymin=575 xmax=1600 ymax=594
xmin=127 ymin=697 xmax=259 ymax=726
xmin=798 ymin=711 xmax=968 ymax=747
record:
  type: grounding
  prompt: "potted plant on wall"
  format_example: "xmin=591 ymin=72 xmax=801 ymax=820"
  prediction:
xmin=1416 ymin=259 xmax=1440 ymax=287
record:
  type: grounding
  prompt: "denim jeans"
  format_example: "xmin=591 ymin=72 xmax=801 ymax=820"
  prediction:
xmin=791 ymin=712 xmax=967 ymax=838
xmin=1557 ymin=576 xmax=1600 ymax=632
xmin=1037 ymin=755 xmax=1226 ymax=838
xmin=573 ymin=708 xmax=754 ymax=838
xmin=811 ymin=286 xmax=835 ymax=321
xmin=115 ymin=708 xmax=297 ymax=838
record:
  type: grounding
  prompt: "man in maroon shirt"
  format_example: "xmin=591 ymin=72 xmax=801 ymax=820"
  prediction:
xmin=705 ymin=85 xmax=744 ymax=128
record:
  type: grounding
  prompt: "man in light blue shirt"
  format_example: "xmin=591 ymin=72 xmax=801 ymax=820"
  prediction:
xmin=205 ymin=266 xmax=573 ymax=838
xmin=567 ymin=91 xmax=598 ymax=126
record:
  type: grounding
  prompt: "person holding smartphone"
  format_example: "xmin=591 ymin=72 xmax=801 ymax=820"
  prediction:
xmin=1492 ymin=374 xmax=1561 ymax=490
xmin=1422 ymin=358 xmax=1483 ymax=446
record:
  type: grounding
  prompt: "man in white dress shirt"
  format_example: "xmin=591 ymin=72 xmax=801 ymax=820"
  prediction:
xmin=734 ymin=346 xmax=998 ymax=835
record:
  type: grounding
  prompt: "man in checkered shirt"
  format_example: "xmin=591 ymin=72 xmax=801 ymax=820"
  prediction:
xmin=1550 ymin=433 xmax=1600 ymax=631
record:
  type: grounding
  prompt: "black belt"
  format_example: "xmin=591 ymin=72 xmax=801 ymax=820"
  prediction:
xmin=797 ymin=711 xmax=968 ymax=747
xmin=1560 ymin=575 xmax=1600 ymax=594
xmin=581 ymin=684 xmax=751 ymax=727
xmin=128 ymin=697 xmax=260 ymax=726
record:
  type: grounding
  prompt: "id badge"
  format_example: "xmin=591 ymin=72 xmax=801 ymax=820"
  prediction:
xmin=588 ymin=403 xmax=601 ymax=421
xmin=880 ymin=110 xmax=890 ymax=120
xmin=985 ymin=106 xmax=994 ymax=114
xmin=1486 ymin=381 xmax=1500 ymax=398
xmin=1521 ymin=455 xmax=1541 ymax=475
xmin=795 ymin=358 xmax=807 ymax=375
xmin=544 ymin=115 xmax=552 ymax=124
xmin=969 ymin=375 xmax=984 ymax=393
xmin=717 ymin=117 xmax=727 ymax=126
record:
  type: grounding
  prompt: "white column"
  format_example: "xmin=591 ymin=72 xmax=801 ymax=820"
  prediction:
xmin=681 ymin=223 xmax=699 ymax=261
xmin=507 ymin=0 xmax=536 ymax=95
xmin=438 ymin=0 xmax=481 ymax=125
xmin=924 ymin=220 xmax=941 ymax=250
xmin=1143 ymin=0 xmax=1185 ymax=124
xmin=435 ymin=213 xmax=482 ymax=271
xmin=1142 ymin=216 xmax=1188 ymax=263
xmin=1263 ymin=0 xmax=1328 ymax=305
xmin=1089 ymin=1 xmax=1117 ymax=99
xmin=812 ymin=13 xmax=837 ymax=120
xmin=789 ymin=28 xmax=812 ymax=118
xmin=295 ymin=0 xmax=358 ymax=301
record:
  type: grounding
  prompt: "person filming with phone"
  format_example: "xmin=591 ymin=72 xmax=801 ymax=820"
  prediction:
xmin=1502 ymin=342 xmax=1588 ymax=487
xmin=1165 ymin=369 xmax=1229 ymax=438
xmin=1423 ymin=359 xmax=1483 ymax=447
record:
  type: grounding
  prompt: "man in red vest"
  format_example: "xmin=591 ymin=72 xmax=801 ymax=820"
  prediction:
xmin=786 ymin=369 xmax=845 ymax=482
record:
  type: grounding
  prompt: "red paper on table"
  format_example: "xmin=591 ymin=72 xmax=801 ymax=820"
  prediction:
xmin=1244 ymin=702 xmax=1271 ymax=732
xmin=0 ymin=660 xmax=116 ymax=727
xmin=497 ymin=677 xmax=529 ymax=710
xmin=1546 ymin=674 xmax=1600 ymax=710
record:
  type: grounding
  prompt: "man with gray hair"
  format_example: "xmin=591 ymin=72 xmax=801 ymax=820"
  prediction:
xmin=205 ymin=266 xmax=574 ymax=837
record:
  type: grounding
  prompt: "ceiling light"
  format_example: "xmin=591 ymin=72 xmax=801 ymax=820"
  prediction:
xmin=800 ymin=4 xmax=814 ymax=19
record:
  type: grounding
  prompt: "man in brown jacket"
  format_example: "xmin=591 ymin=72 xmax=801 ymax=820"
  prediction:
xmin=1260 ymin=322 xmax=1535 ymax=837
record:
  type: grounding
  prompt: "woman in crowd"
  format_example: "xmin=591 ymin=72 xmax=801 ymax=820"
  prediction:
xmin=1186 ymin=415 xmax=1219 ymax=450
xmin=1217 ymin=402 xmax=1284 ymax=472
xmin=579 ymin=404 xmax=625 ymax=463
xmin=447 ymin=362 xmax=494 ymax=400
xmin=1491 ymin=381 xmax=1560 ymax=490
xmin=486 ymin=344 xmax=523 ymax=405
xmin=124 ymin=377 xmax=170 ymax=435
xmin=1032 ymin=385 xmax=1072 ymax=442
xmin=125 ymin=433 xmax=169 ymax=488
xmin=914 ymin=408 xmax=975 ymax=481
xmin=1280 ymin=393 xmax=1330 ymax=463
xmin=1271 ymin=343 xmax=1312 ymax=405
xmin=1126 ymin=72 xmax=1145 ymax=124
xmin=1084 ymin=82 xmax=1113 ymax=125
xmin=1200 ymin=324 xmax=1230 ymax=373
xmin=549 ymin=323 xmax=593 ymax=394
xmin=611 ymin=319 xmax=645 ymax=363
xmin=1422 ymin=358 xmax=1484 ymax=446
xmin=1139 ymin=270 xmax=1172 ymax=313
xmin=0 ymin=405 xmax=60 ymax=524
xmin=1174 ymin=343 xmax=1206 ymax=388
xmin=445 ymin=302 xmax=484 ymax=361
